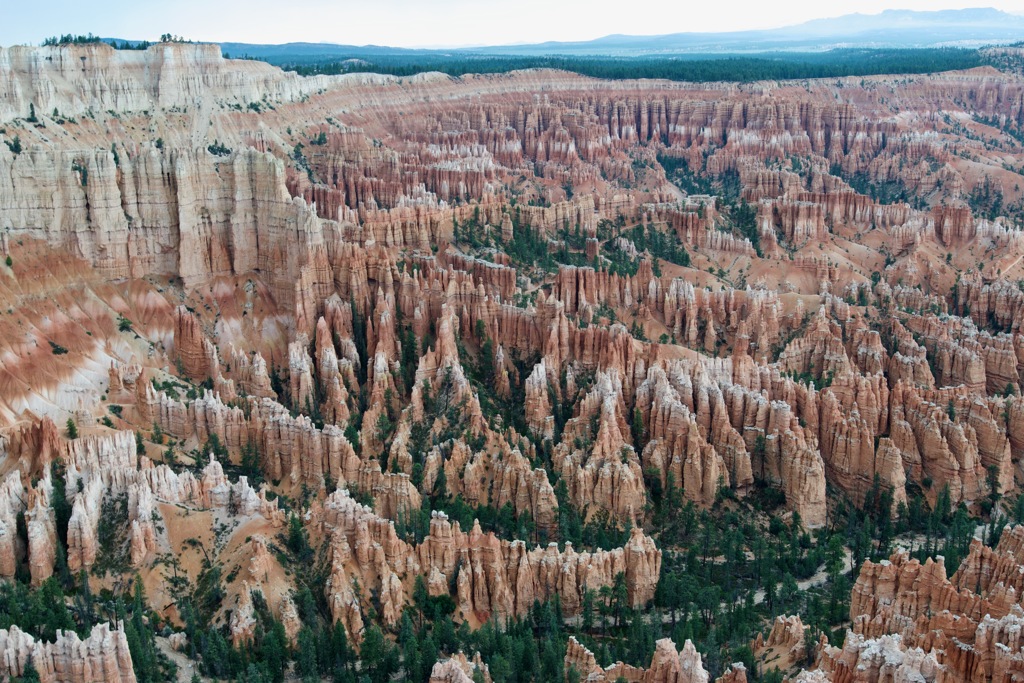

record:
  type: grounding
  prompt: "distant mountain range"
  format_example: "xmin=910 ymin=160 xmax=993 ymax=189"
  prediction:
xmin=478 ymin=8 xmax=1024 ymax=56
xmin=204 ymin=7 xmax=1024 ymax=63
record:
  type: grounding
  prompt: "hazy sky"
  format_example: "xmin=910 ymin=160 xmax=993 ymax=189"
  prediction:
xmin=3 ymin=0 xmax=1024 ymax=48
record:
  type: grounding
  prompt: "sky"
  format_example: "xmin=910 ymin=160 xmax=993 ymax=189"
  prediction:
xmin=2 ymin=0 xmax=1024 ymax=48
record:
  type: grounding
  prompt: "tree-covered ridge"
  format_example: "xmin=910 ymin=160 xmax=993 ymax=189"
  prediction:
xmin=277 ymin=48 xmax=984 ymax=82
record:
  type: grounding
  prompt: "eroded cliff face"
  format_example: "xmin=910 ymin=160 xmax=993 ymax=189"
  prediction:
xmin=565 ymin=635 xmax=748 ymax=683
xmin=429 ymin=652 xmax=493 ymax=683
xmin=0 ymin=623 xmax=136 ymax=683
xmin=318 ymin=489 xmax=660 ymax=640
xmin=757 ymin=525 xmax=1024 ymax=682
xmin=2 ymin=39 xmax=1024 ymax=678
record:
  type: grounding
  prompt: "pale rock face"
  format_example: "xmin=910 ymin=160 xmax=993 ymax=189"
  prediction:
xmin=280 ymin=596 xmax=302 ymax=646
xmin=230 ymin=348 xmax=277 ymax=399
xmin=552 ymin=368 xmax=647 ymax=522
xmin=564 ymin=634 xmax=743 ymax=683
xmin=777 ymin=308 xmax=852 ymax=382
xmin=753 ymin=615 xmax=807 ymax=672
xmin=813 ymin=633 xmax=942 ymax=683
xmin=634 ymin=359 xmax=827 ymax=525
xmin=524 ymin=360 xmax=555 ymax=440
xmin=0 ymin=42 xmax=371 ymax=122
xmin=66 ymin=476 xmax=103 ymax=572
xmin=143 ymin=385 xmax=360 ymax=498
xmin=0 ymin=421 xmax=284 ymax=583
xmin=319 ymin=490 xmax=660 ymax=639
xmin=429 ymin=653 xmax=493 ymax=683
xmin=0 ymin=471 xmax=26 ymax=578
xmin=230 ymin=583 xmax=260 ymax=648
xmin=565 ymin=636 xmax=602 ymax=679
xmin=0 ymin=623 xmax=136 ymax=683
xmin=636 ymin=363 xmax=732 ymax=508
xmin=325 ymin=534 xmax=365 ymax=647
xmin=26 ymin=479 xmax=57 ymax=586
xmin=647 ymin=639 xmax=710 ymax=683
xmin=289 ymin=335 xmax=316 ymax=414
xmin=247 ymin=536 xmax=275 ymax=583
xmin=314 ymin=317 xmax=354 ymax=426
xmin=173 ymin=306 xmax=218 ymax=382
xmin=429 ymin=438 xmax=558 ymax=536
xmin=788 ymin=525 xmax=1024 ymax=681
xmin=0 ymin=140 xmax=337 ymax=316
xmin=715 ymin=664 xmax=748 ymax=683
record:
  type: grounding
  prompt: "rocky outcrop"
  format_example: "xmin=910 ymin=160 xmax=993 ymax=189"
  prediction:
xmin=26 ymin=475 xmax=56 ymax=586
xmin=0 ymin=623 xmax=136 ymax=683
xmin=524 ymin=360 xmax=555 ymax=440
xmin=635 ymin=363 xmax=736 ymax=507
xmin=230 ymin=584 xmax=259 ymax=648
xmin=753 ymin=615 xmax=807 ymax=673
xmin=0 ymin=421 xmax=284 ymax=581
xmin=565 ymin=635 xmax=746 ymax=683
xmin=810 ymin=632 xmax=942 ymax=683
xmin=173 ymin=306 xmax=219 ymax=382
xmin=552 ymin=369 xmax=647 ymax=522
xmin=320 ymin=490 xmax=660 ymax=638
xmin=646 ymin=639 xmax=710 ymax=683
xmin=429 ymin=653 xmax=493 ymax=683
xmin=791 ymin=525 xmax=1024 ymax=682
xmin=633 ymin=359 xmax=827 ymax=525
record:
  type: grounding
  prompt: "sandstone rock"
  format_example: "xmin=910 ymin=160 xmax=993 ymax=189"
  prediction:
xmin=429 ymin=652 xmax=492 ymax=683
xmin=525 ymin=360 xmax=555 ymax=440
xmin=7 ymin=41 xmax=1024 ymax=683
xmin=173 ymin=305 xmax=219 ymax=382
xmin=753 ymin=615 xmax=806 ymax=672
xmin=319 ymin=490 xmax=659 ymax=638
xmin=230 ymin=583 xmax=259 ymax=648
xmin=789 ymin=525 xmax=1024 ymax=681
xmin=552 ymin=369 xmax=647 ymax=522
xmin=563 ymin=635 xmax=720 ymax=683
xmin=0 ymin=623 xmax=136 ymax=683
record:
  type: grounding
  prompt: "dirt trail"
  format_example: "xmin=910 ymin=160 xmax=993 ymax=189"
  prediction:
xmin=751 ymin=548 xmax=853 ymax=606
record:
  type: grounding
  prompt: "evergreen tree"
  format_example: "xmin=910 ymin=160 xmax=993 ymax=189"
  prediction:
xmin=14 ymin=661 xmax=41 ymax=683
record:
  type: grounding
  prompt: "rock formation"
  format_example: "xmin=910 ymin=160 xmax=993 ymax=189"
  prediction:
xmin=429 ymin=653 xmax=493 ymax=683
xmin=0 ymin=623 xmax=136 ymax=683
xmin=566 ymin=635 xmax=748 ymax=683
xmin=784 ymin=525 xmax=1024 ymax=682
xmin=4 ymin=37 xmax=1024 ymax=683
xmin=320 ymin=490 xmax=660 ymax=638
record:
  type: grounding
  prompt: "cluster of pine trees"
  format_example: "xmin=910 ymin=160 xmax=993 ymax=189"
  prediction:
xmin=278 ymin=48 xmax=984 ymax=83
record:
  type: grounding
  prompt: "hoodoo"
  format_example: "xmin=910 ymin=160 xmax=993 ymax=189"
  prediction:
xmin=2 ymin=25 xmax=1024 ymax=683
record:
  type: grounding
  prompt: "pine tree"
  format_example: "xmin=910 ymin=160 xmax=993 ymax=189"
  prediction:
xmin=123 ymin=576 xmax=157 ymax=683
xmin=631 ymin=408 xmax=645 ymax=450
xmin=15 ymin=661 xmax=41 ymax=683
xmin=296 ymin=627 xmax=319 ymax=679
xmin=360 ymin=625 xmax=397 ymax=683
